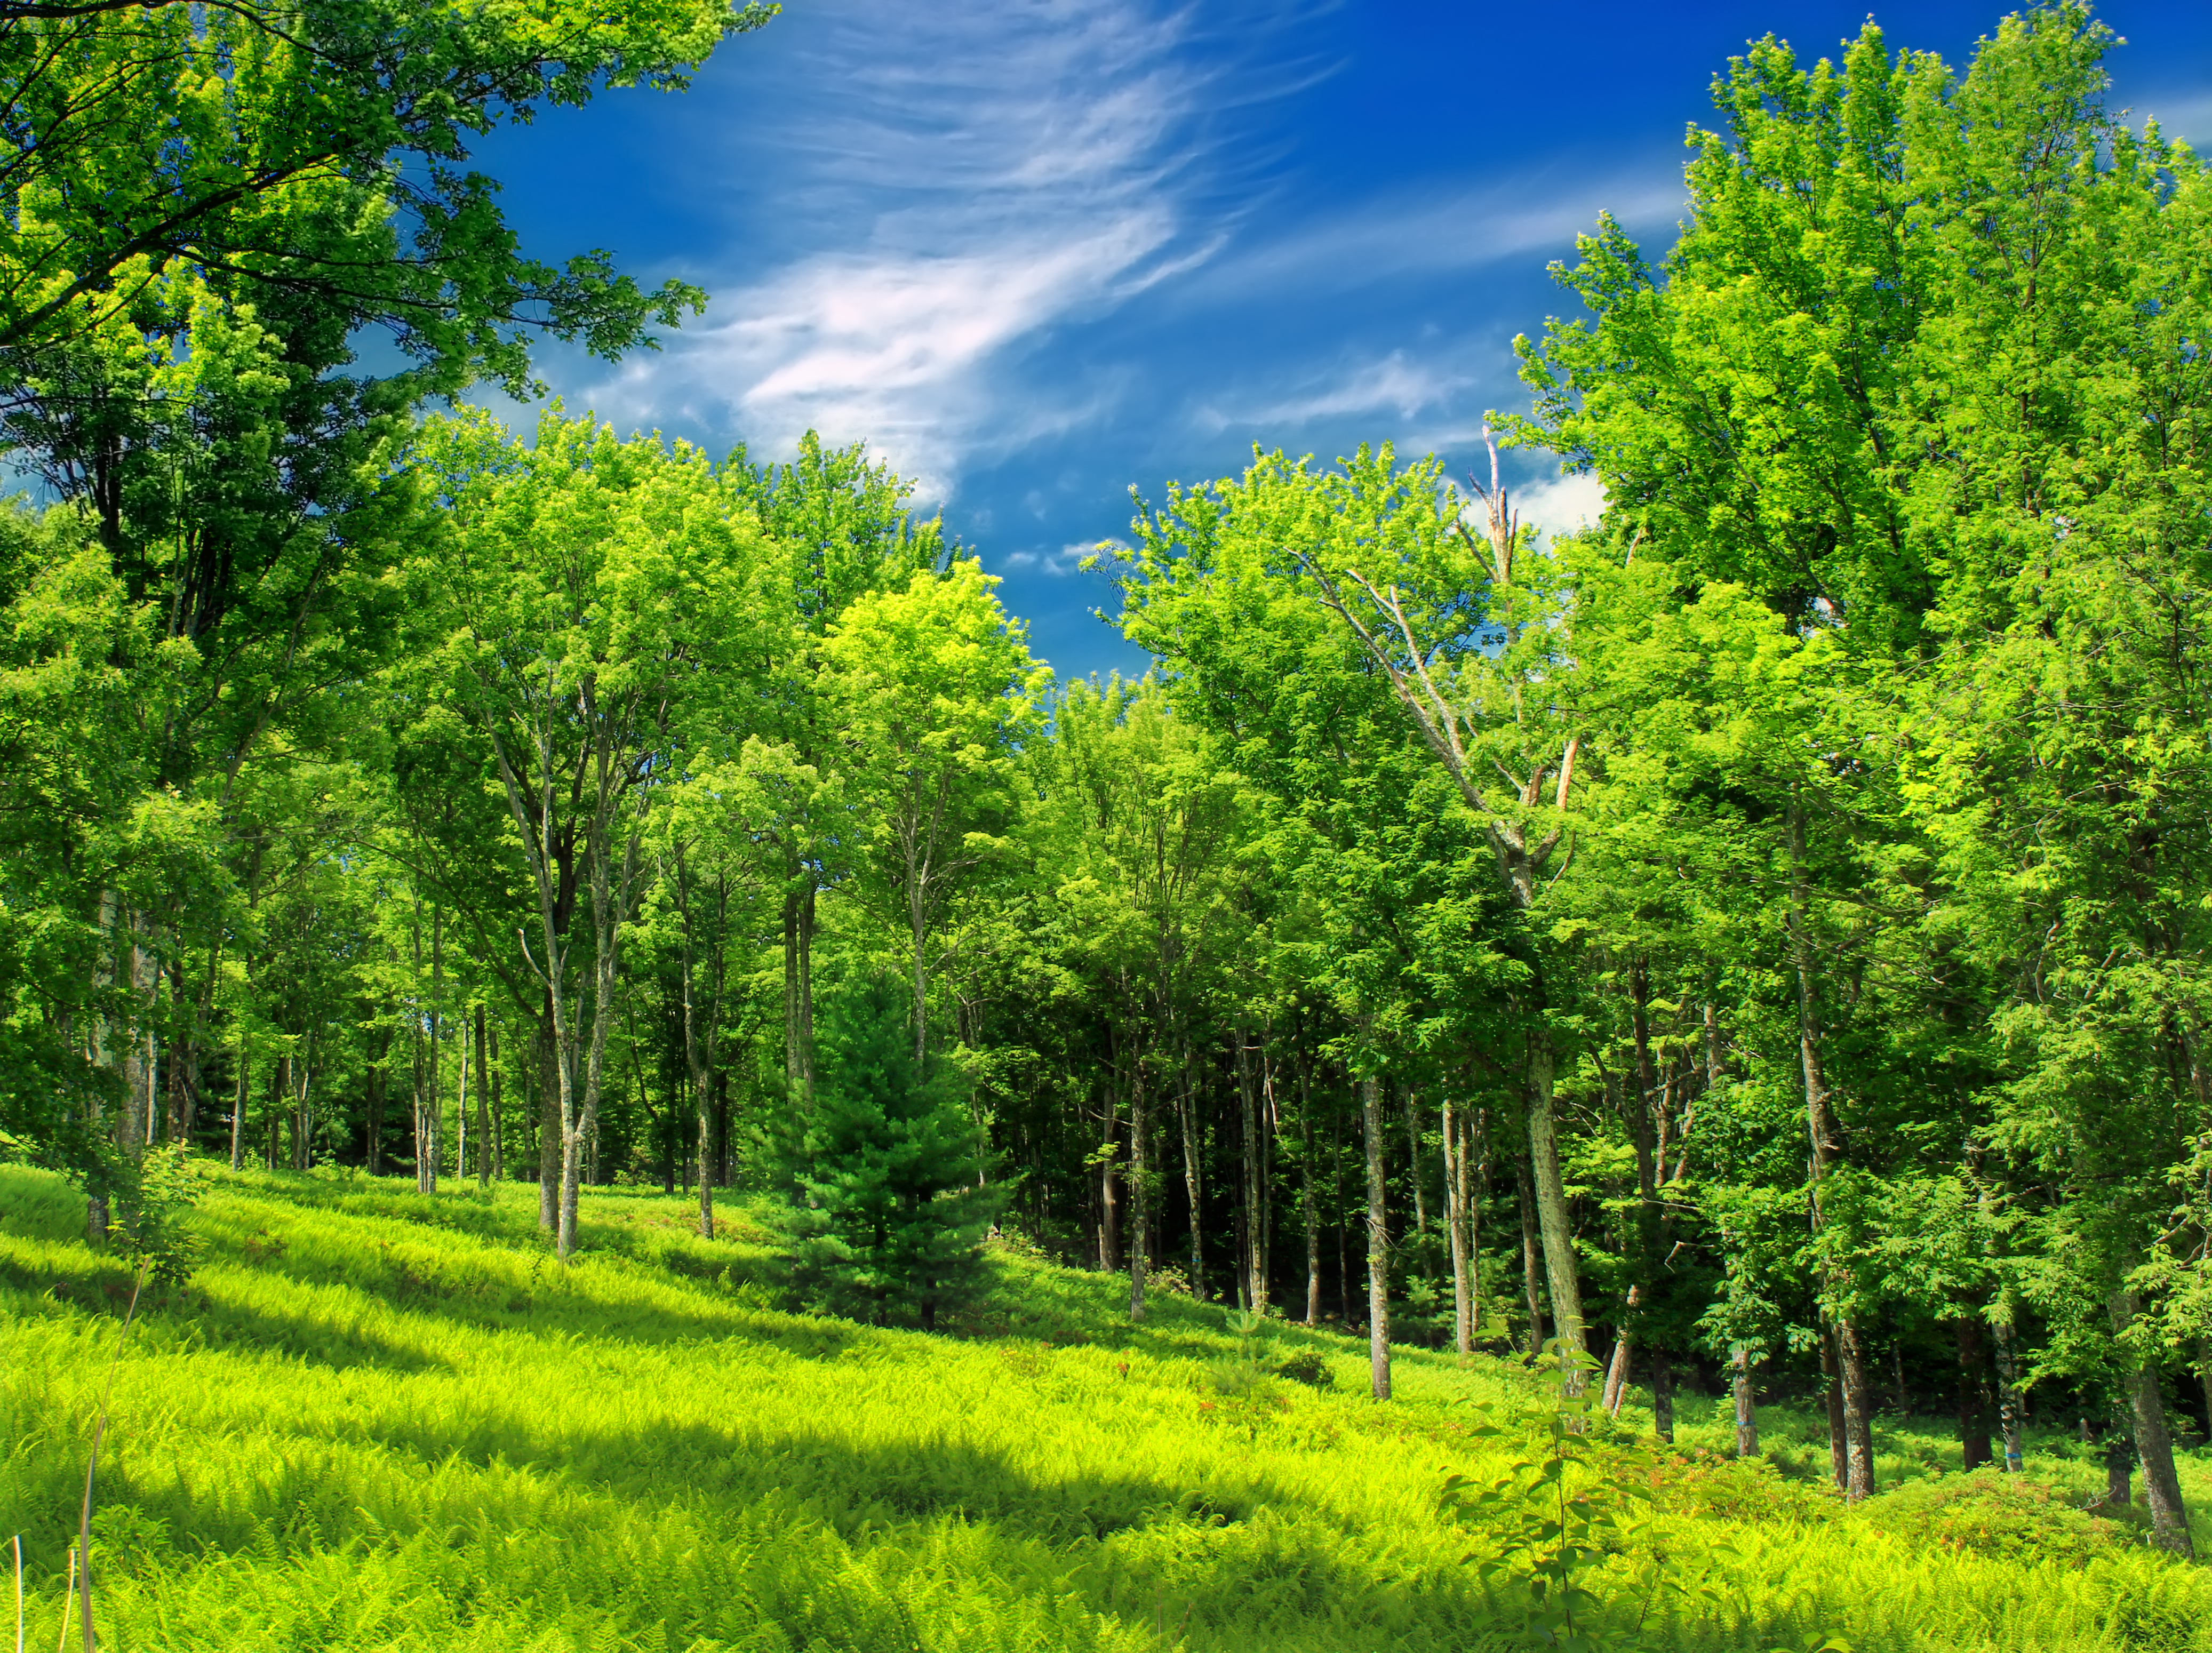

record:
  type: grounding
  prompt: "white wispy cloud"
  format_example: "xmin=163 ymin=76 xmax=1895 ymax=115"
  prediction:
xmin=1195 ymin=349 xmax=1471 ymax=432
xmin=1004 ymin=537 xmax=1128 ymax=577
xmin=1180 ymin=165 xmax=1686 ymax=305
xmin=570 ymin=1 xmax=1290 ymax=500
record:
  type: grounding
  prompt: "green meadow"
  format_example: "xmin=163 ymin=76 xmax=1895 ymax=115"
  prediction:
xmin=2 ymin=1164 xmax=2208 ymax=1652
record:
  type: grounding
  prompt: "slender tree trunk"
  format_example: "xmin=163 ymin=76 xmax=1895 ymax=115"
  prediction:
xmin=169 ymin=955 xmax=215 ymax=1146
xmin=427 ymin=909 xmax=443 ymax=1194
xmin=1733 ymin=1346 xmax=1760 ymax=1458
xmin=1516 ymin=1153 xmax=1545 ymax=1361
xmin=1401 ymin=1084 xmax=1427 ymax=1234
xmin=1361 ymin=1063 xmax=1390 ymax=1401
xmin=1099 ymin=1073 xmax=1121 ymax=1272
xmin=1794 ymin=806 xmax=1870 ymax=1499
xmin=1839 ymin=1316 xmax=1877 ymax=1499
xmin=1175 ymin=1049 xmax=1204 ymax=1300
xmin=1524 ymin=1031 xmax=1585 ymax=1373
xmin=270 ymin=1055 xmax=289 ymax=1174
xmin=456 ymin=1012 xmax=470 ymax=1181
xmin=2197 ymin=1340 xmax=2212 ymax=1459
xmin=1444 ymin=1099 xmax=1472 ymax=1355
xmin=364 ymin=1033 xmax=386 ymax=1176
xmin=908 ymin=857 xmax=930 ymax=1068
xmin=474 ymin=1004 xmax=492 ymax=1188
xmin=537 ymin=1012 xmax=560 ymax=1233
xmin=411 ymin=1013 xmax=428 ymax=1193
xmin=489 ymin=1022 xmax=504 ymax=1182
xmin=677 ymin=857 xmax=724 ymax=1241
xmin=1604 ymin=1288 xmax=1636 ymax=1415
xmin=1128 ymin=1049 xmax=1149 ymax=1322
xmin=1628 ymin=963 xmax=1664 ymax=1406
xmin=782 ymin=884 xmax=816 ymax=1103
xmin=290 ymin=1030 xmax=312 ymax=1171
xmin=1993 ymin=1298 xmax=2027 ymax=1472
xmin=1235 ymin=1028 xmax=1264 ymax=1310
xmin=228 ymin=1050 xmax=249 ymax=1173
xmin=1258 ymin=1043 xmax=1274 ymax=1302
xmin=1298 ymin=1052 xmax=1320 ymax=1325
xmin=86 ymin=889 xmax=116 ymax=1242
xmin=1652 ymin=1349 xmax=1675 ymax=1443
xmin=1332 ymin=1099 xmax=1349 ymax=1323
xmin=1822 ymin=1320 xmax=1849 ymax=1491
xmin=2111 ymin=1286 xmax=2196 ymax=1555
xmin=1957 ymin=1315 xmax=1993 ymax=1471
xmin=123 ymin=907 xmax=155 ymax=1161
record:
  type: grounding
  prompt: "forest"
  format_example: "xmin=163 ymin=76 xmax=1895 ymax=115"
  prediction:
xmin=4 ymin=1 xmax=2212 ymax=1645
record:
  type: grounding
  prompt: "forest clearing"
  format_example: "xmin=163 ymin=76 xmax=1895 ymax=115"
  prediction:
xmin=6 ymin=1 xmax=2212 ymax=1647
xmin=4 ymin=1163 xmax=2209 ymax=1651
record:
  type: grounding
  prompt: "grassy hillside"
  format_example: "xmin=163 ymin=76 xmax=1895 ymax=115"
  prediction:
xmin=2 ymin=1164 xmax=2208 ymax=1652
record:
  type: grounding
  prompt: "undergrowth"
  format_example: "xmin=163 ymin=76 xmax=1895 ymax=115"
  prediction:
xmin=1 ymin=1162 xmax=2207 ymax=1651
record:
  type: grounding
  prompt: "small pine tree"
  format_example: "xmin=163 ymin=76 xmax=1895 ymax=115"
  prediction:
xmin=777 ymin=975 xmax=1002 ymax=1330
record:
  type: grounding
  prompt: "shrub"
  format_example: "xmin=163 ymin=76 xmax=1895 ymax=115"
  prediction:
xmin=1863 ymin=1470 xmax=2132 ymax=1564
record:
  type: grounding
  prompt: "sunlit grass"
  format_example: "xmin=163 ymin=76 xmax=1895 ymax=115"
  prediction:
xmin=2 ymin=1162 xmax=2207 ymax=1651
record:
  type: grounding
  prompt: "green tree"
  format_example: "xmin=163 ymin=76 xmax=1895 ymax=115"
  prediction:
xmin=779 ymin=973 xmax=1002 ymax=1330
xmin=402 ymin=405 xmax=768 ymax=1258
xmin=824 ymin=560 xmax=1048 ymax=1065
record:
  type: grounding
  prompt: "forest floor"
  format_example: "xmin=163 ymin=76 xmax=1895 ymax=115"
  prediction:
xmin=2 ymin=1163 xmax=2208 ymax=1651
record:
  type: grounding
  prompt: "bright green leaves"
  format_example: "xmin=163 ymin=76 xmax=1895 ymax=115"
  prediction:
xmin=0 ymin=0 xmax=773 ymax=384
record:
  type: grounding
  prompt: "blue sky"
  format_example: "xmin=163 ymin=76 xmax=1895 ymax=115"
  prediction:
xmin=471 ymin=1 xmax=2212 ymax=683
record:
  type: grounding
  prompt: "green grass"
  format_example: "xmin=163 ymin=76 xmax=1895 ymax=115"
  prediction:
xmin=1 ymin=1164 xmax=2208 ymax=1651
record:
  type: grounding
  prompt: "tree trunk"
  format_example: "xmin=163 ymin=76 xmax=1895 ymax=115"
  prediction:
xmin=1839 ymin=1316 xmax=1877 ymax=1500
xmin=1444 ymin=1099 xmax=1472 ymax=1355
xmin=1993 ymin=1297 xmax=2027 ymax=1472
xmin=270 ymin=1056 xmax=289 ymax=1173
xmin=782 ymin=884 xmax=816 ymax=1104
xmin=1515 ymin=1153 xmax=1545 ymax=1361
xmin=425 ymin=908 xmax=443 ymax=1195
xmin=1651 ymin=1349 xmax=1675 ymax=1443
xmin=86 ymin=890 xmax=116 ymax=1242
xmin=1332 ymin=1102 xmax=1350 ymax=1323
xmin=1235 ymin=1028 xmax=1264 ymax=1310
xmin=678 ymin=851 xmax=722 ymax=1240
xmin=1176 ymin=1052 xmax=1204 ymax=1301
xmin=562 ymin=818 xmax=639 ymax=1260
xmin=1099 ymin=1074 xmax=1121 ymax=1272
xmin=1821 ymin=1321 xmax=1849 ymax=1491
xmin=228 ymin=1050 xmax=250 ymax=1173
xmin=1957 ymin=1315 xmax=1993 ymax=1471
xmin=456 ymin=1012 xmax=470 ymax=1181
xmin=1127 ymin=1047 xmax=1149 ymax=1321
xmin=1524 ymin=1031 xmax=1585 ymax=1374
xmin=537 ymin=1013 xmax=560 ymax=1232
xmin=1361 ymin=1064 xmax=1390 ymax=1401
xmin=290 ymin=1031 xmax=312 ymax=1171
xmin=1628 ymin=963 xmax=1663 ymax=1404
xmin=489 ymin=1021 xmax=504 ymax=1181
xmin=2111 ymin=1287 xmax=2196 ymax=1555
xmin=364 ymin=1037 xmax=385 ymax=1175
xmin=1603 ymin=1290 xmax=1635 ymax=1415
xmin=1732 ymin=1346 xmax=1760 ymax=1458
xmin=1794 ymin=807 xmax=1868 ymax=1499
xmin=1401 ymin=1084 xmax=1427 ymax=1234
xmin=123 ymin=907 xmax=155 ymax=1159
xmin=1300 ymin=1057 xmax=1320 ymax=1326
xmin=2198 ymin=1340 xmax=2212 ymax=1459
xmin=471 ymin=1004 xmax=490 ymax=1186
